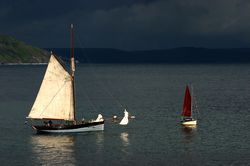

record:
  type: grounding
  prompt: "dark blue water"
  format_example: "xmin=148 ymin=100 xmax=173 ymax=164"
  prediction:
xmin=0 ymin=64 xmax=250 ymax=165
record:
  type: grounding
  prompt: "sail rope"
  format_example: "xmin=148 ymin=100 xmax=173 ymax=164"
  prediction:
xmin=54 ymin=51 xmax=107 ymax=117
xmin=191 ymin=85 xmax=200 ymax=120
xmin=51 ymin=50 xmax=100 ymax=116
xmin=75 ymin=35 xmax=126 ymax=111
xmin=82 ymin=87 xmax=98 ymax=112
xmin=193 ymin=94 xmax=200 ymax=119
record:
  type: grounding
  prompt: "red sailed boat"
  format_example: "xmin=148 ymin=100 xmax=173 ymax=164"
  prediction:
xmin=181 ymin=85 xmax=197 ymax=126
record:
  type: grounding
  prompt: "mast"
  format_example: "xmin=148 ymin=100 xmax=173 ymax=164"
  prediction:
xmin=70 ymin=24 xmax=76 ymax=122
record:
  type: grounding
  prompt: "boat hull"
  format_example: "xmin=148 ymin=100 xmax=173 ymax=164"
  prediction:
xmin=181 ymin=120 xmax=197 ymax=126
xmin=33 ymin=121 xmax=104 ymax=133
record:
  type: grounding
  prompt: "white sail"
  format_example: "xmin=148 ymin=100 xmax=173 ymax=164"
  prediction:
xmin=119 ymin=109 xmax=129 ymax=125
xmin=27 ymin=55 xmax=75 ymax=121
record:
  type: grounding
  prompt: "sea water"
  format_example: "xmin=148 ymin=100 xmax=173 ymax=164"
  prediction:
xmin=0 ymin=64 xmax=249 ymax=165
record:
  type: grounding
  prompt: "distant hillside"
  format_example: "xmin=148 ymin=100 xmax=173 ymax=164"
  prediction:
xmin=50 ymin=47 xmax=250 ymax=63
xmin=0 ymin=35 xmax=49 ymax=64
xmin=1 ymin=35 xmax=250 ymax=64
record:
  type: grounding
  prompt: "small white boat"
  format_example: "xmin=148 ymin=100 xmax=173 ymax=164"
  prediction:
xmin=181 ymin=85 xmax=197 ymax=127
xmin=119 ymin=109 xmax=129 ymax=125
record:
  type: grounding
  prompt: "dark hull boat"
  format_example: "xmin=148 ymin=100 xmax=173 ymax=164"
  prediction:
xmin=33 ymin=121 xmax=104 ymax=133
xmin=26 ymin=24 xmax=104 ymax=133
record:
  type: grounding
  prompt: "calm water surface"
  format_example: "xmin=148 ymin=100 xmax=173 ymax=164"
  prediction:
xmin=0 ymin=64 xmax=250 ymax=165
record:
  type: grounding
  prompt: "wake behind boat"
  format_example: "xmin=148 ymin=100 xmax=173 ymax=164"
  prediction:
xmin=181 ymin=85 xmax=197 ymax=127
xmin=26 ymin=24 xmax=104 ymax=133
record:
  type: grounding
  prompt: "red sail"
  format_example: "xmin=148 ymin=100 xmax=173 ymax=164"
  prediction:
xmin=181 ymin=86 xmax=192 ymax=117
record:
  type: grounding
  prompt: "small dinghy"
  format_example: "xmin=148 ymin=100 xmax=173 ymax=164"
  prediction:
xmin=119 ymin=109 xmax=129 ymax=125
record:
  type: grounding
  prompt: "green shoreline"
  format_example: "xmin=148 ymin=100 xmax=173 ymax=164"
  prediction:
xmin=0 ymin=35 xmax=49 ymax=64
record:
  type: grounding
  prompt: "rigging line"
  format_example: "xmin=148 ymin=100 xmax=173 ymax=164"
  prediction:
xmin=191 ymin=85 xmax=200 ymax=120
xmin=76 ymin=35 xmax=125 ymax=110
xmin=72 ymin=38 xmax=106 ymax=113
xmin=83 ymin=88 xmax=98 ymax=112
xmin=194 ymin=95 xmax=200 ymax=119
xmin=53 ymin=46 xmax=101 ymax=114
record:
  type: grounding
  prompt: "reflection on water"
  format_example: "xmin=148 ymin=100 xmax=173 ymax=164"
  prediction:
xmin=181 ymin=126 xmax=197 ymax=144
xmin=120 ymin=132 xmax=130 ymax=154
xmin=180 ymin=127 xmax=198 ymax=165
xmin=120 ymin=132 xmax=129 ymax=147
xmin=95 ymin=132 xmax=104 ymax=152
xmin=95 ymin=132 xmax=104 ymax=144
xmin=31 ymin=135 xmax=76 ymax=165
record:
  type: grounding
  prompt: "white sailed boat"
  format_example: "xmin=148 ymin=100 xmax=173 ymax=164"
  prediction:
xmin=181 ymin=85 xmax=197 ymax=127
xmin=26 ymin=24 xmax=104 ymax=133
xmin=119 ymin=109 xmax=129 ymax=125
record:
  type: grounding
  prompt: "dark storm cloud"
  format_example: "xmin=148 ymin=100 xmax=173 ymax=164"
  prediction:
xmin=1 ymin=0 xmax=250 ymax=49
xmin=76 ymin=0 xmax=250 ymax=49
xmin=0 ymin=0 xmax=156 ymax=22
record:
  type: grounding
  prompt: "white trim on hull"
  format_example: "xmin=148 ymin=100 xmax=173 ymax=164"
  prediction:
xmin=36 ymin=124 xmax=104 ymax=133
xmin=181 ymin=120 xmax=197 ymax=126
